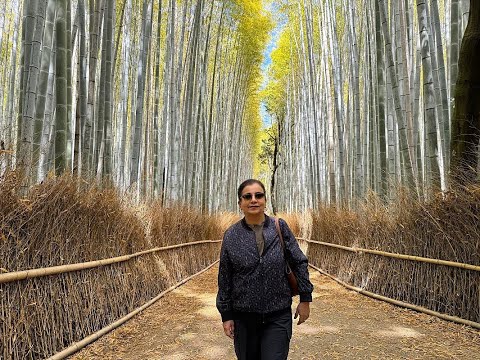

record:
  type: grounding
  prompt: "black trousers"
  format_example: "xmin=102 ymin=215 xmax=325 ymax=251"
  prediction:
xmin=233 ymin=308 xmax=292 ymax=360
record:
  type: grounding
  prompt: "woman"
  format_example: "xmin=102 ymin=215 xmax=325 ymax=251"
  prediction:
xmin=217 ymin=179 xmax=314 ymax=360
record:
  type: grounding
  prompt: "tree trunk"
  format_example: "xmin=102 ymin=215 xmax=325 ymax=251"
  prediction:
xmin=130 ymin=0 xmax=153 ymax=187
xmin=450 ymin=1 xmax=480 ymax=180
xmin=55 ymin=0 xmax=68 ymax=175
xmin=417 ymin=0 xmax=440 ymax=190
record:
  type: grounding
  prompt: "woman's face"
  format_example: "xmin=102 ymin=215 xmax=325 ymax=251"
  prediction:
xmin=238 ymin=183 xmax=266 ymax=216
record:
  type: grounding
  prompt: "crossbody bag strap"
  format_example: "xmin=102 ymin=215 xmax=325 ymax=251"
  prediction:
xmin=274 ymin=217 xmax=286 ymax=251
xmin=274 ymin=217 xmax=293 ymax=274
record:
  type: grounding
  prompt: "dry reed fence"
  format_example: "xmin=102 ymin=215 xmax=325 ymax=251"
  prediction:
xmin=275 ymin=212 xmax=311 ymax=238
xmin=0 ymin=173 xmax=232 ymax=360
xmin=306 ymin=187 xmax=480 ymax=325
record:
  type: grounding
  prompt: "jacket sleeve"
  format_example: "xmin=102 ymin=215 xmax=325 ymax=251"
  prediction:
xmin=216 ymin=233 xmax=234 ymax=322
xmin=280 ymin=218 xmax=314 ymax=302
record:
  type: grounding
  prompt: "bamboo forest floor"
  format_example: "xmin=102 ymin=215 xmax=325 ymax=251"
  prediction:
xmin=71 ymin=265 xmax=480 ymax=360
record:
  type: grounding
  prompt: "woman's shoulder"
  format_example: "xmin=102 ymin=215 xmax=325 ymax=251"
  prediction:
xmin=272 ymin=216 xmax=293 ymax=235
xmin=223 ymin=219 xmax=245 ymax=238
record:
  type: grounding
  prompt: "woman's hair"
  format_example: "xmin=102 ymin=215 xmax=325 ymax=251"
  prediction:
xmin=237 ymin=179 xmax=266 ymax=200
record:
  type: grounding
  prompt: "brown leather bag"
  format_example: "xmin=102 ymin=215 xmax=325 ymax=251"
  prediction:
xmin=274 ymin=217 xmax=299 ymax=296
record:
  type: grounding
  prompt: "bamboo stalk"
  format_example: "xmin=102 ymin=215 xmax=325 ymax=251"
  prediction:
xmin=297 ymin=238 xmax=357 ymax=253
xmin=0 ymin=240 xmax=222 ymax=284
xmin=297 ymin=238 xmax=480 ymax=272
xmin=47 ymin=260 xmax=219 ymax=360
xmin=309 ymin=264 xmax=480 ymax=330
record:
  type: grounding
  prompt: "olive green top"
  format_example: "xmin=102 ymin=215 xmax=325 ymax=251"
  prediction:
xmin=248 ymin=222 xmax=265 ymax=256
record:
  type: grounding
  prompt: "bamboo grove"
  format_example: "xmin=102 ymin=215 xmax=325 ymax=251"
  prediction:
xmin=0 ymin=0 xmax=272 ymax=211
xmin=265 ymin=0 xmax=471 ymax=211
xmin=0 ymin=0 xmax=476 ymax=213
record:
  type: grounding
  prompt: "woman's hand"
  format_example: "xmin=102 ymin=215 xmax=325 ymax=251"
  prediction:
xmin=223 ymin=320 xmax=235 ymax=339
xmin=294 ymin=302 xmax=310 ymax=325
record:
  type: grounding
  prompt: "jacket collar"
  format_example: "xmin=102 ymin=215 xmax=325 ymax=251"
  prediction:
xmin=241 ymin=213 xmax=273 ymax=230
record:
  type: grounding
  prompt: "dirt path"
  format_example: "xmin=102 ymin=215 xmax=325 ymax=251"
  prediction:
xmin=72 ymin=265 xmax=480 ymax=360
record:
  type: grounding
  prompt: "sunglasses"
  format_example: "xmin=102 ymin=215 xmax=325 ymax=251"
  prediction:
xmin=241 ymin=192 xmax=265 ymax=201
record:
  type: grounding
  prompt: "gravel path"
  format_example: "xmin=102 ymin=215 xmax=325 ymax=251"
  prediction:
xmin=72 ymin=265 xmax=480 ymax=360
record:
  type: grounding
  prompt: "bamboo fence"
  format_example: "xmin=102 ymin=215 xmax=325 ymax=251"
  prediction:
xmin=309 ymin=264 xmax=480 ymax=330
xmin=299 ymin=237 xmax=480 ymax=329
xmin=1 ymin=239 xmax=222 ymax=359
xmin=0 ymin=174 xmax=229 ymax=359
xmin=47 ymin=260 xmax=219 ymax=360
xmin=297 ymin=238 xmax=480 ymax=272
xmin=0 ymin=240 xmax=222 ymax=284
xmin=4 ymin=235 xmax=479 ymax=358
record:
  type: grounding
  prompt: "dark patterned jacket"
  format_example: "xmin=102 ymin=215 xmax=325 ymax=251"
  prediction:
xmin=216 ymin=214 xmax=314 ymax=322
